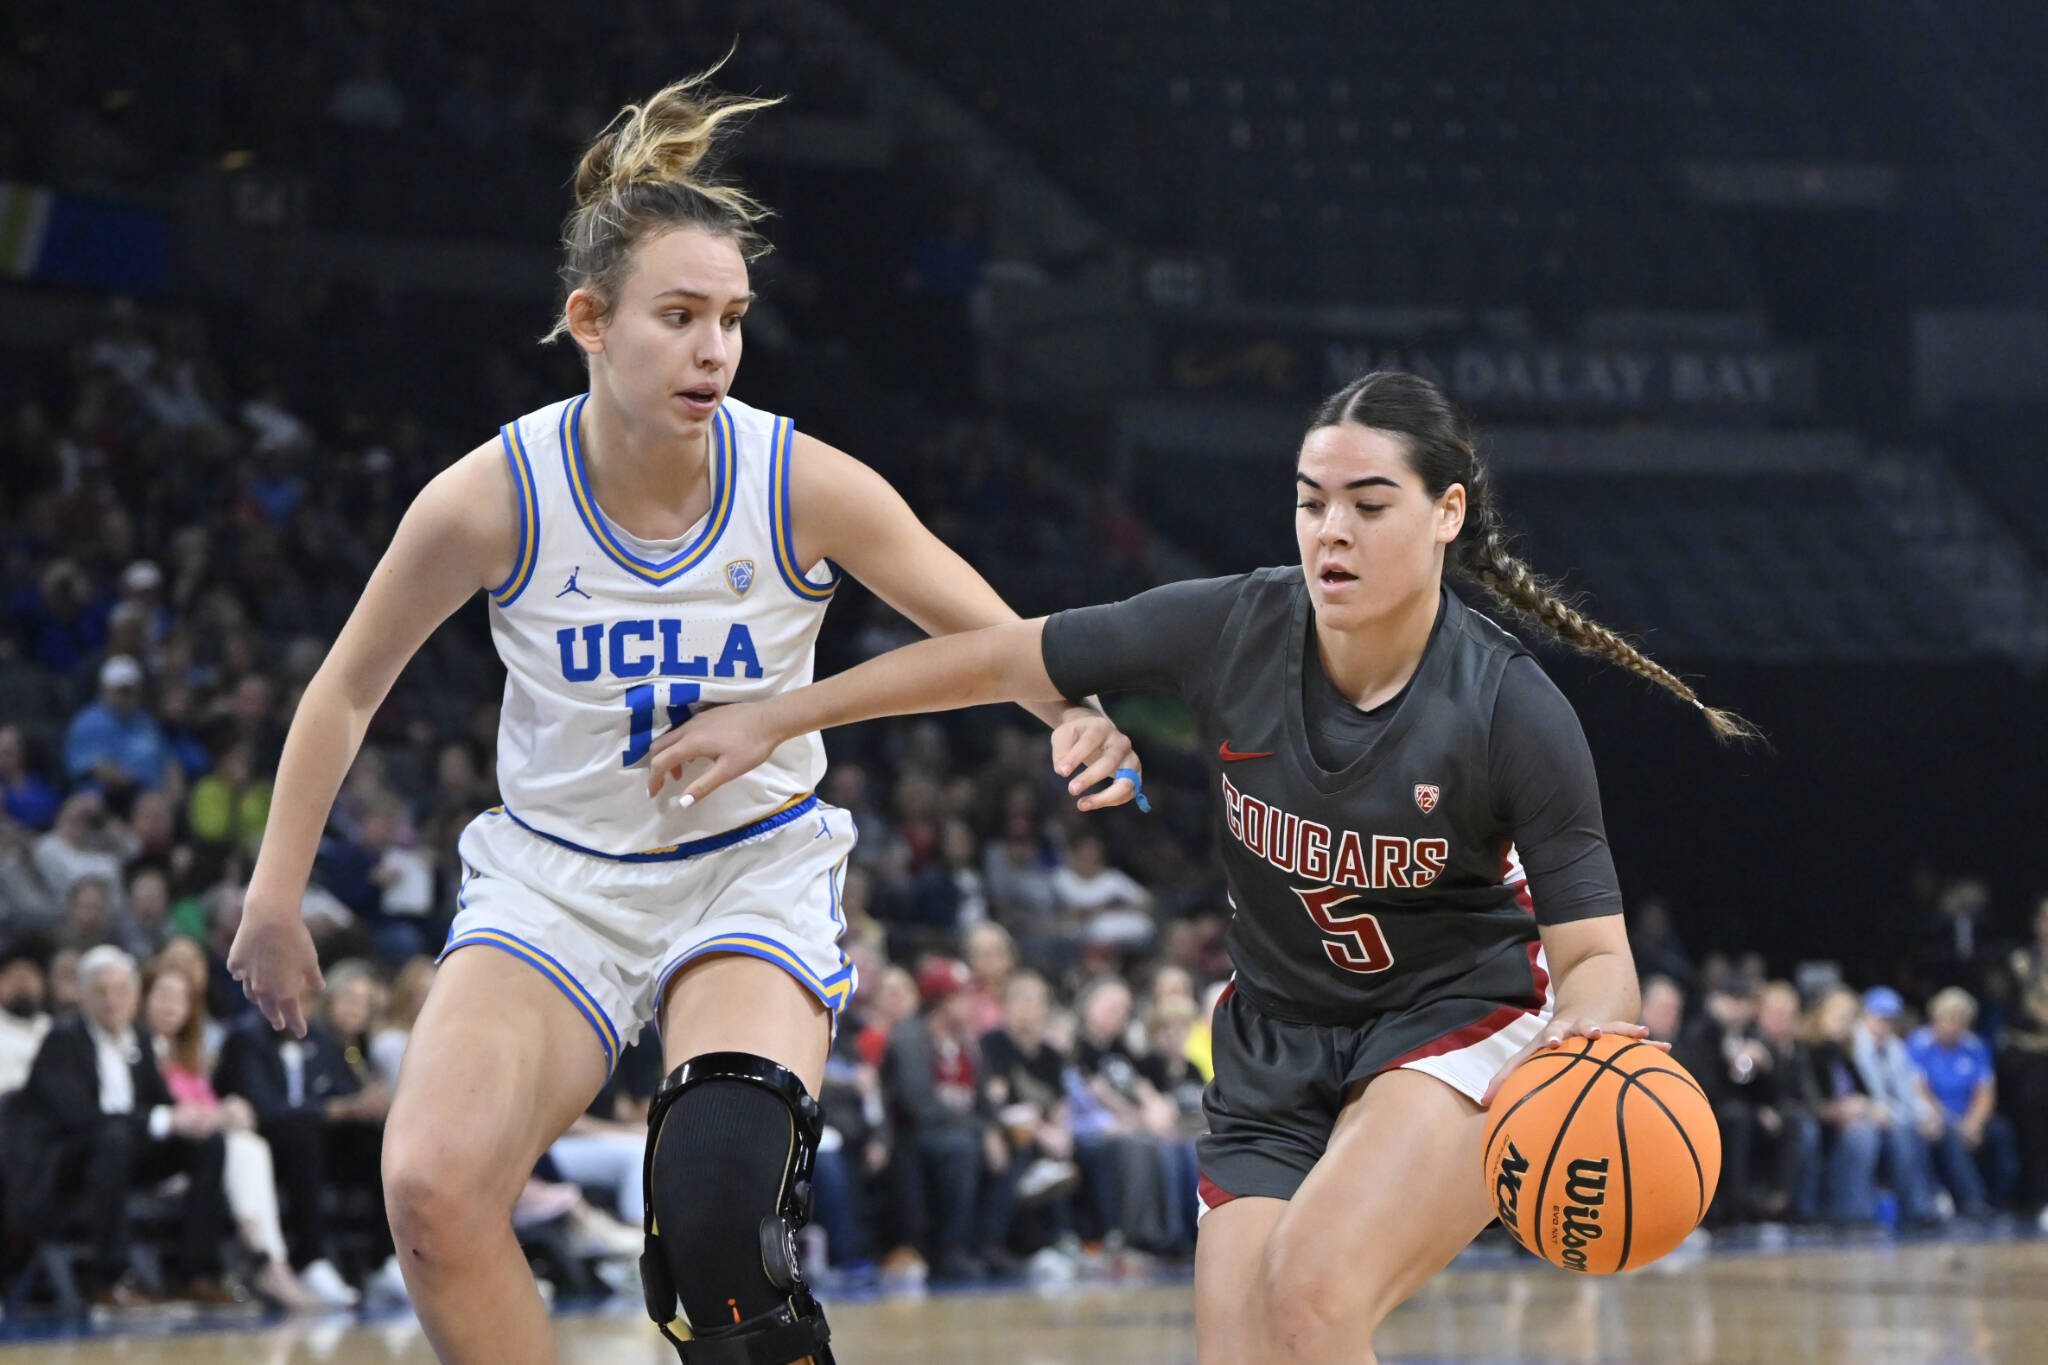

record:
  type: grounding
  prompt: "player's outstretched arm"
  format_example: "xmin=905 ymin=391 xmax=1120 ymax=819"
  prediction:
xmin=231 ymin=444 xmax=518 ymax=1036
xmin=785 ymin=432 xmax=1140 ymax=805
xmin=647 ymin=616 xmax=1097 ymax=807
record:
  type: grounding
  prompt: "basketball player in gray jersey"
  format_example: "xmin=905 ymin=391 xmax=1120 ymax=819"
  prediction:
xmin=649 ymin=371 xmax=1756 ymax=1364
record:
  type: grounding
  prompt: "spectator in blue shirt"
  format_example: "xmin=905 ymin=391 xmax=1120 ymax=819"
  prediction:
xmin=1907 ymin=988 xmax=2020 ymax=1215
xmin=0 ymin=725 xmax=59 ymax=830
xmin=63 ymin=656 xmax=170 ymax=794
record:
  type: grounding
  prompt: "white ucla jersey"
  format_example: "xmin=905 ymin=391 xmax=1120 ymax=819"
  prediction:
xmin=481 ymin=392 xmax=840 ymax=860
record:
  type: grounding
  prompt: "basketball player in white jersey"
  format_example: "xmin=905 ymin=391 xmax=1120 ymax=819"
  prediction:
xmin=227 ymin=70 xmax=1138 ymax=1365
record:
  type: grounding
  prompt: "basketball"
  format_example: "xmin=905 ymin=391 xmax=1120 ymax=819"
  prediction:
xmin=1481 ymin=1034 xmax=1721 ymax=1274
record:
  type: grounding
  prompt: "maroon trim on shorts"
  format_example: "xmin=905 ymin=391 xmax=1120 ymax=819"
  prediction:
xmin=1373 ymin=941 xmax=1550 ymax=1074
xmin=1197 ymin=1170 xmax=1238 ymax=1210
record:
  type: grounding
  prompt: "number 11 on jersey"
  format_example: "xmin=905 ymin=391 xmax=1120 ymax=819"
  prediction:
xmin=622 ymin=682 xmax=700 ymax=766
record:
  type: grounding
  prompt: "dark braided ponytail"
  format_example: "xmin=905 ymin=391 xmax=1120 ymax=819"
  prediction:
xmin=1309 ymin=371 xmax=1762 ymax=745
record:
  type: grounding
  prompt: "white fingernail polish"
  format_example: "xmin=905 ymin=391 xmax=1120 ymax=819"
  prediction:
xmin=675 ymin=793 xmax=694 ymax=809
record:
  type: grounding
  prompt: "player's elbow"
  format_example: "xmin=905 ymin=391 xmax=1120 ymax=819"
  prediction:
xmin=988 ymin=619 xmax=1061 ymax=703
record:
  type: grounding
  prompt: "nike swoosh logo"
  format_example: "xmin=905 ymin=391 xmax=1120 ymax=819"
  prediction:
xmin=1218 ymin=741 xmax=1274 ymax=762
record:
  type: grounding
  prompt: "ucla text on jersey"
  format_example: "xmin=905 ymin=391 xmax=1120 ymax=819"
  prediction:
xmin=484 ymin=393 xmax=840 ymax=859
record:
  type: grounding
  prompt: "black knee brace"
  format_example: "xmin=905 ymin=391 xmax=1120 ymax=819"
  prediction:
xmin=640 ymin=1052 xmax=834 ymax=1365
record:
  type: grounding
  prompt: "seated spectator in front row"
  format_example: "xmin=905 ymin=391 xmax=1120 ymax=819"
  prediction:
xmin=883 ymin=957 xmax=1004 ymax=1281
xmin=980 ymin=971 xmax=1080 ymax=1259
xmin=369 ymin=956 xmax=436 ymax=1087
xmin=1743 ymin=981 xmax=1818 ymax=1223
xmin=10 ymin=946 xmax=239 ymax=1307
xmin=1066 ymin=977 xmax=1185 ymax=1255
xmin=1851 ymin=987 xmax=1941 ymax=1225
xmin=1908 ymin=987 xmax=2020 ymax=1216
xmin=0 ymin=936 xmax=52 ymax=1093
xmin=1800 ymin=986 xmax=1886 ymax=1225
xmin=139 ymin=959 xmax=325 ymax=1309
xmin=214 ymin=962 xmax=403 ymax=1308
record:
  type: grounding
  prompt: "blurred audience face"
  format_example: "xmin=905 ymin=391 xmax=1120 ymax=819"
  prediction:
xmin=1758 ymin=985 xmax=1801 ymax=1044
xmin=1813 ymin=988 xmax=1859 ymax=1043
xmin=144 ymin=968 xmax=193 ymax=1041
xmin=129 ymin=790 xmax=174 ymax=849
xmin=386 ymin=958 xmax=438 ymax=1029
xmin=905 ymin=720 xmax=949 ymax=774
xmin=1639 ymin=977 xmax=1684 ymax=1041
xmin=127 ymin=868 xmax=170 ymax=928
xmin=894 ymin=773 xmax=939 ymax=823
xmin=52 ymin=792 xmax=103 ymax=844
xmin=82 ymin=956 xmax=139 ymax=1036
xmin=205 ymin=884 xmax=245 ymax=952
xmin=0 ymin=958 xmax=46 ymax=1018
xmin=1705 ymin=984 xmax=1757 ymax=1032
xmin=62 ymin=878 xmax=113 ymax=947
xmin=1147 ymin=997 xmax=1195 ymax=1059
xmin=966 ymin=923 xmax=1014 ymax=988
xmin=1080 ymin=979 xmax=1133 ymax=1047
xmin=0 ymin=725 xmax=24 ymax=781
xmin=1003 ymin=973 xmax=1050 ymax=1042
xmin=1068 ymin=836 xmax=1106 ymax=878
xmin=232 ymin=674 xmax=273 ymax=728
xmin=875 ymin=966 xmax=919 ymax=1027
xmin=942 ymin=819 xmax=978 ymax=869
xmin=1929 ymin=992 xmax=1975 ymax=1047
xmin=154 ymin=936 xmax=209 ymax=996
xmin=102 ymin=676 xmax=141 ymax=719
xmin=325 ymin=973 xmax=383 ymax=1039
xmin=1150 ymin=965 xmax=1194 ymax=1015
xmin=436 ymin=742 xmax=480 ymax=792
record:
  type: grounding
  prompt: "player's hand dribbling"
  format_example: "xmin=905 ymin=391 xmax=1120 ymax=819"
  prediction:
xmin=645 ymin=700 xmax=781 ymax=807
xmin=1479 ymin=1018 xmax=1665 ymax=1108
xmin=228 ymin=904 xmax=324 ymax=1038
xmin=1050 ymin=709 xmax=1142 ymax=812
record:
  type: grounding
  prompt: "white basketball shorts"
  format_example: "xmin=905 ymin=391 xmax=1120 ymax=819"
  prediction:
xmin=440 ymin=795 xmax=856 ymax=1074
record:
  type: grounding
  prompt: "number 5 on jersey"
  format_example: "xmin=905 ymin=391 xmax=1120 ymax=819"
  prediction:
xmin=622 ymin=682 xmax=700 ymax=766
xmin=1295 ymin=884 xmax=1394 ymax=973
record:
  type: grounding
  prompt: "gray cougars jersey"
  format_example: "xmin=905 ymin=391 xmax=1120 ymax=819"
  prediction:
xmin=1043 ymin=568 xmax=1619 ymax=1025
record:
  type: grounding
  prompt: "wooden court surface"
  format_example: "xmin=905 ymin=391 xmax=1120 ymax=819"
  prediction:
xmin=5 ymin=1238 xmax=2046 ymax=1364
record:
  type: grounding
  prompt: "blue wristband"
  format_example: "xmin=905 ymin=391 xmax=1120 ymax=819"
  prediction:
xmin=1115 ymin=767 xmax=1151 ymax=813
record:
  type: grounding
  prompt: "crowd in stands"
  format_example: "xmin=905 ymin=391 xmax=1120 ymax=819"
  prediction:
xmin=4 ymin=294 xmax=2048 ymax=1315
xmin=1641 ymin=891 xmax=2048 ymax=1239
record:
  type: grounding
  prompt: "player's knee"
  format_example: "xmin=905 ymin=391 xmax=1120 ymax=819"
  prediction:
xmin=383 ymin=1131 xmax=510 ymax=1265
xmin=642 ymin=1053 xmax=833 ymax=1360
xmin=1258 ymin=1236 xmax=1374 ymax=1360
xmin=648 ymin=1069 xmax=805 ymax=1323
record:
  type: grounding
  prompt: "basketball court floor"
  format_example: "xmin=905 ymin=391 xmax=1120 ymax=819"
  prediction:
xmin=3 ymin=1236 xmax=2044 ymax=1364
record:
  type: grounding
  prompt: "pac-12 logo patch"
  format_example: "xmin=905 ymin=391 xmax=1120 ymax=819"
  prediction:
xmin=724 ymin=559 xmax=756 ymax=597
xmin=1414 ymin=783 xmax=1441 ymax=815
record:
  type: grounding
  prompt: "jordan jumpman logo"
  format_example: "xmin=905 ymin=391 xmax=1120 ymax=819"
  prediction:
xmin=557 ymin=566 xmax=591 ymax=599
